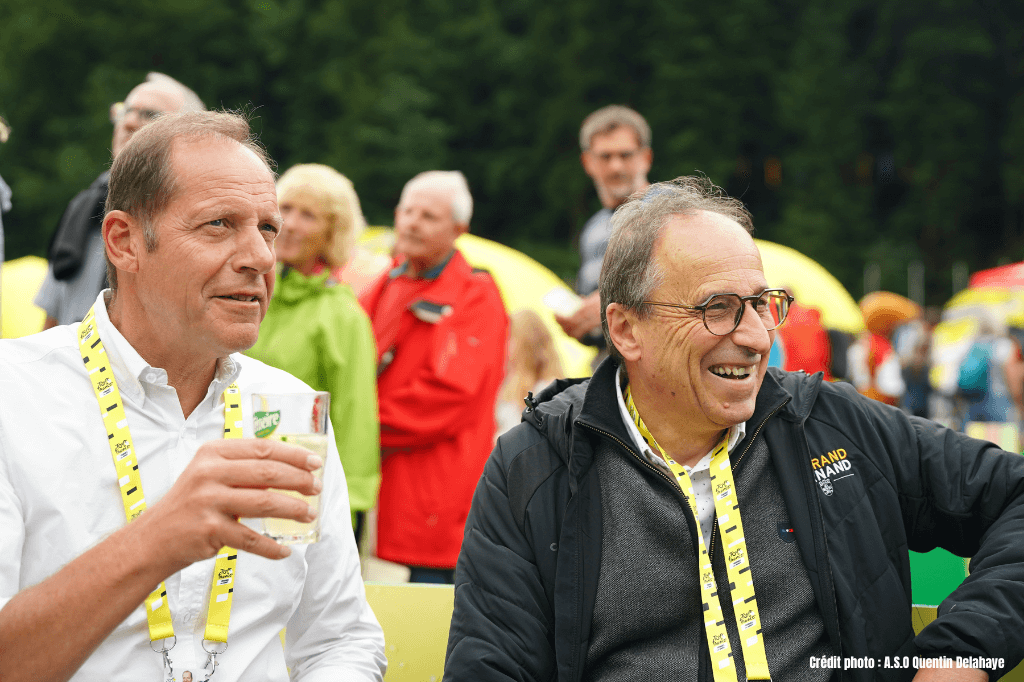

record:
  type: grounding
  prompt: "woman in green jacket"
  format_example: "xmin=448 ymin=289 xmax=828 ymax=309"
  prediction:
xmin=247 ymin=163 xmax=380 ymax=536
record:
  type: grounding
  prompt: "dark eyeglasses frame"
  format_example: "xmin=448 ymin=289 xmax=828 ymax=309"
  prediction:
xmin=643 ymin=288 xmax=794 ymax=336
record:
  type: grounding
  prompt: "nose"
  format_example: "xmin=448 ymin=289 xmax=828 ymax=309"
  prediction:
xmin=607 ymin=153 xmax=626 ymax=174
xmin=234 ymin=225 xmax=276 ymax=275
xmin=731 ymin=299 xmax=773 ymax=354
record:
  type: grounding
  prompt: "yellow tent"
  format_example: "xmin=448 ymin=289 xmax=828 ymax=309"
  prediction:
xmin=929 ymin=286 xmax=1024 ymax=394
xmin=1 ymin=256 xmax=48 ymax=339
xmin=360 ymin=228 xmax=597 ymax=377
xmin=755 ymin=240 xmax=864 ymax=334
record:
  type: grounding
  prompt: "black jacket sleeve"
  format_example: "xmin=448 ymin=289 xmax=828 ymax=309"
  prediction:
xmin=896 ymin=412 xmax=1024 ymax=674
xmin=444 ymin=429 xmax=559 ymax=682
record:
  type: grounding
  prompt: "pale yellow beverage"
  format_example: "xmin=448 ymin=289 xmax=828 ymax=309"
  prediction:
xmin=262 ymin=432 xmax=327 ymax=544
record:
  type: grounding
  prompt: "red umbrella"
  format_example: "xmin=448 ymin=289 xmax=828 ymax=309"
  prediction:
xmin=969 ymin=262 xmax=1024 ymax=288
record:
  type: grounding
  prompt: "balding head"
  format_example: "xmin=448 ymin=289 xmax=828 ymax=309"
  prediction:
xmin=111 ymin=73 xmax=205 ymax=157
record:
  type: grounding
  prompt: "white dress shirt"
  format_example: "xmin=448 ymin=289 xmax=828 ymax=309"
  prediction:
xmin=614 ymin=365 xmax=746 ymax=541
xmin=0 ymin=292 xmax=386 ymax=681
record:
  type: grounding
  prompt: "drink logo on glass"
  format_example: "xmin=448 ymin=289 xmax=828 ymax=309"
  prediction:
xmin=254 ymin=411 xmax=282 ymax=438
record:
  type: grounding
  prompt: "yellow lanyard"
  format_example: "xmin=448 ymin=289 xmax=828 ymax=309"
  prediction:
xmin=78 ymin=306 xmax=240 ymax=666
xmin=625 ymin=386 xmax=771 ymax=682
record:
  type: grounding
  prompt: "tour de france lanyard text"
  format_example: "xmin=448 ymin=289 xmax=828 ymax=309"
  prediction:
xmin=78 ymin=306 xmax=240 ymax=681
xmin=625 ymin=386 xmax=771 ymax=682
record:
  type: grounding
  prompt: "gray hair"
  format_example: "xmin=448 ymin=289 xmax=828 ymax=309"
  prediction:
xmin=599 ymin=176 xmax=754 ymax=362
xmin=143 ymin=72 xmax=206 ymax=112
xmin=579 ymin=105 xmax=651 ymax=152
xmin=399 ymin=170 xmax=473 ymax=225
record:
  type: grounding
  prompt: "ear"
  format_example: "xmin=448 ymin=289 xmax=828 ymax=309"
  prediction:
xmin=606 ymin=302 xmax=643 ymax=362
xmin=580 ymin=150 xmax=598 ymax=179
xmin=454 ymin=221 xmax=469 ymax=238
xmin=639 ymin=146 xmax=653 ymax=173
xmin=103 ymin=210 xmax=143 ymax=280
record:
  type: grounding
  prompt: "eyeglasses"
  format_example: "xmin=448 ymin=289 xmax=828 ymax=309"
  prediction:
xmin=644 ymin=288 xmax=794 ymax=336
xmin=110 ymin=102 xmax=164 ymax=124
xmin=592 ymin=149 xmax=642 ymax=164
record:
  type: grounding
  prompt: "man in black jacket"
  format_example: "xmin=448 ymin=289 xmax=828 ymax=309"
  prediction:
xmin=446 ymin=177 xmax=1024 ymax=681
xmin=35 ymin=72 xmax=203 ymax=328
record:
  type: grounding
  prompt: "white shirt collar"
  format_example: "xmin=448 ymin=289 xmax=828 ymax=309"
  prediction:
xmin=91 ymin=290 xmax=242 ymax=405
xmin=614 ymin=364 xmax=746 ymax=473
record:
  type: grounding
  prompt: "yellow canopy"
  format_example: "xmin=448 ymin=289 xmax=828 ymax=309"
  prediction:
xmin=754 ymin=239 xmax=864 ymax=334
xmin=929 ymin=286 xmax=1024 ymax=394
xmin=359 ymin=228 xmax=598 ymax=378
xmin=1 ymin=256 xmax=48 ymax=339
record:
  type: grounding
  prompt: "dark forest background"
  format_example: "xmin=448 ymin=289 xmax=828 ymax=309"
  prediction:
xmin=2 ymin=0 xmax=1023 ymax=305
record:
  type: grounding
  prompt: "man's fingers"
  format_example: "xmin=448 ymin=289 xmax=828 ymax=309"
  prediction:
xmin=205 ymin=438 xmax=323 ymax=471
xmin=220 ymin=488 xmax=318 ymax=524
xmin=213 ymin=458 xmax=322 ymax=495
xmin=228 ymin=523 xmax=293 ymax=560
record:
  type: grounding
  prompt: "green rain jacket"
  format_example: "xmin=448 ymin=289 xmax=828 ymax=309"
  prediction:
xmin=247 ymin=266 xmax=381 ymax=516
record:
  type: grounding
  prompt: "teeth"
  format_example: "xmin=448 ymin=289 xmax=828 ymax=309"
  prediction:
xmin=227 ymin=295 xmax=255 ymax=301
xmin=710 ymin=365 xmax=754 ymax=378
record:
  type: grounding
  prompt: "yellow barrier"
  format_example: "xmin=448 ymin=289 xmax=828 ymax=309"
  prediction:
xmin=365 ymin=582 xmax=454 ymax=681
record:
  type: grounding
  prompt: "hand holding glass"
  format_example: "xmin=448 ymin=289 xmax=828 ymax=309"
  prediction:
xmin=251 ymin=392 xmax=329 ymax=544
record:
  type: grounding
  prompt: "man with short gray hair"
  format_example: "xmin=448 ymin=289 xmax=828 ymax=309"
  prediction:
xmin=359 ymin=170 xmax=508 ymax=584
xmin=447 ymin=176 xmax=1024 ymax=681
xmin=555 ymin=105 xmax=652 ymax=345
xmin=36 ymin=72 xmax=205 ymax=329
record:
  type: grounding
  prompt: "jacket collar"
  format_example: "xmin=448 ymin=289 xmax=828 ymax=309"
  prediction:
xmin=388 ymin=249 xmax=457 ymax=281
xmin=274 ymin=266 xmax=334 ymax=305
xmin=528 ymin=359 xmax=813 ymax=480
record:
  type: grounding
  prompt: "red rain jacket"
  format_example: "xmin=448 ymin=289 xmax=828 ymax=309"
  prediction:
xmin=359 ymin=250 xmax=509 ymax=568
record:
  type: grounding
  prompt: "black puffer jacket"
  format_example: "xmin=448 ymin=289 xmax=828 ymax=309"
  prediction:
xmin=445 ymin=359 xmax=1024 ymax=681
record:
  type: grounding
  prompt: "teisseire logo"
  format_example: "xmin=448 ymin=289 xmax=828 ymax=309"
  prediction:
xmin=254 ymin=410 xmax=281 ymax=438
xmin=810 ymin=448 xmax=854 ymax=496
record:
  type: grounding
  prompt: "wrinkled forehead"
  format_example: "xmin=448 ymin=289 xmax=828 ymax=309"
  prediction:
xmin=656 ymin=212 xmax=766 ymax=296
xmin=398 ymin=186 xmax=454 ymax=214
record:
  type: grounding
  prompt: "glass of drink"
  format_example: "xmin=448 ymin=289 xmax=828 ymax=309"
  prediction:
xmin=251 ymin=391 xmax=329 ymax=544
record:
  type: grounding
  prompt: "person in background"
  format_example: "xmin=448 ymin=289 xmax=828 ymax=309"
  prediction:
xmin=848 ymin=329 xmax=905 ymax=405
xmin=774 ymin=298 xmax=833 ymax=380
xmin=495 ymin=309 xmax=564 ymax=437
xmin=246 ymin=163 xmax=380 ymax=539
xmin=359 ymin=170 xmax=508 ymax=584
xmin=957 ymin=316 xmax=1018 ymax=426
xmin=555 ymin=105 xmax=652 ymax=350
xmin=893 ymin=307 xmax=939 ymax=419
xmin=35 ymin=73 xmax=204 ymax=330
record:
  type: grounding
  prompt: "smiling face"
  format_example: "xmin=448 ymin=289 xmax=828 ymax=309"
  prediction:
xmin=126 ymin=136 xmax=280 ymax=363
xmin=581 ymin=125 xmax=652 ymax=209
xmin=624 ymin=211 xmax=774 ymax=450
xmin=276 ymin=191 xmax=333 ymax=274
xmin=393 ymin=187 xmax=466 ymax=277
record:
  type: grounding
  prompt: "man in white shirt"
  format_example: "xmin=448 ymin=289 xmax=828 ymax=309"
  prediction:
xmin=0 ymin=111 xmax=386 ymax=681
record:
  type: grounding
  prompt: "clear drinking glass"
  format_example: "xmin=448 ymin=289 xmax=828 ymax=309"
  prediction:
xmin=251 ymin=391 xmax=329 ymax=544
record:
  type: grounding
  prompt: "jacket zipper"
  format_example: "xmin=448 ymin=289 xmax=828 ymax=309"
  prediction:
xmin=576 ymin=398 xmax=789 ymax=682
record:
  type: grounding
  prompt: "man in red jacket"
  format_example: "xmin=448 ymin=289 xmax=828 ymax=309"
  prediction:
xmin=360 ymin=171 xmax=509 ymax=583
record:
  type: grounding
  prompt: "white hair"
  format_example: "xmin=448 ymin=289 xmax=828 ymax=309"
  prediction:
xmin=144 ymin=72 xmax=205 ymax=112
xmin=399 ymin=170 xmax=473 ymax=225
